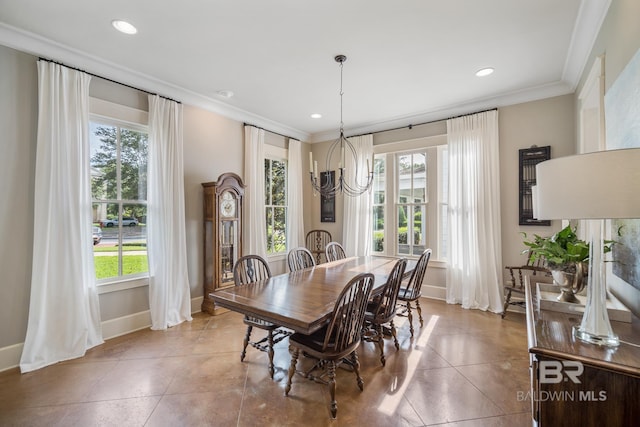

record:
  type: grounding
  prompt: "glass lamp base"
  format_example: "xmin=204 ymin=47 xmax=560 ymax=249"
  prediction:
xmin=572 ymin=325 xmax=620 ymax=347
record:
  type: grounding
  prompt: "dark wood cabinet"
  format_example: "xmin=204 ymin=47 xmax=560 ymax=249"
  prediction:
xmin=525 ymin=281 xmax=640 ymax=426
xmin=519 ymin=146 xmax=550 ymax=225
xmin=201 ymin=173 xmax=245 ymax=315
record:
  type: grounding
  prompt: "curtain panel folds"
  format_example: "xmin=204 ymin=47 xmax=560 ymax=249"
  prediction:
xmin=147 ymin=95 xmax=192 ymax=330
xmin=343 ymin=134 xmax=374 ymax=257
xmin=20 ymin=61 xmax=103 ymax=373
xmin=244 ymin=126 xmax=268 ymax=259
xmin=446 ymin=110 xmax=503 ymax=313
xmin=287 ymin=139 xmax=305 ymax=249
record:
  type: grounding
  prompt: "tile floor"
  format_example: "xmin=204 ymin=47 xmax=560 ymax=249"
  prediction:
xmin=0 ymin=299 xmax=533 ymax=426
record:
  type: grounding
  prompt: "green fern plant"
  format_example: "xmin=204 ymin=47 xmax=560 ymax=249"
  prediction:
xmin=521 ymin=225 xmax=618 ymax=270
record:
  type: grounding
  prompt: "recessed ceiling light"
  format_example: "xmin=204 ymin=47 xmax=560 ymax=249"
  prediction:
xmin=216 ymin=90 xmax=234 ymax=98
xmin=111 ymin=20 xmax=137 ymax=35
xmin=310 ymin=113 xmax=322 ymax=119
xmin=475 ymin=67 xmax=494 ymax=77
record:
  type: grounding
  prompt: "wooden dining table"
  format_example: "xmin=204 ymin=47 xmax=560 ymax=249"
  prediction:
xmin=210 ymin=256 xmax=415 ymax=335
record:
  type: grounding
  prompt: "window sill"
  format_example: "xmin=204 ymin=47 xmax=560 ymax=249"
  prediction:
xmin=96 ymin=276 xmax=149 ymax=294
xmin=267 ymin=253 xmax=287 ymax=263
xmin=429 ymin=259 xmax=447 ymax=269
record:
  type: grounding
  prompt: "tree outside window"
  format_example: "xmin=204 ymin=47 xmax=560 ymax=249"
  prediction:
xmin=372 ymin=145 xmax=447 ymax=260
xmin=397 ymin=152 xmax=427 ymax=256
xmin=90 ymin=122 xmax=148 ymax=280
xmin=264 ymin=158 xmax=287 ymax=255
xmin=372 ymin=157 xmax=386 ymax=252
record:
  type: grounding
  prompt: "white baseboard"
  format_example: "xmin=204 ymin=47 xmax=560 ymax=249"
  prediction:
xmin=0 ymin=296 xmax=206 ymax=373
xmin=0 ymin=343 xmax=23 ymax=373
xmin=422 ymin=284 xmax=446 ymax=301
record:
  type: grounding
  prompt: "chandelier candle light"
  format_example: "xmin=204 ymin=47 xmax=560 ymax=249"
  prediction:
xmin=533 ymin=148 xmax=640 ymax=347
xmin=309 ymin=55 xmax=374 ymax=197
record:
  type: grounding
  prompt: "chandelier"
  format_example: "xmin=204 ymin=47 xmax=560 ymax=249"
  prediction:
xmin=309 ymin=55 xmax=374 ymax=197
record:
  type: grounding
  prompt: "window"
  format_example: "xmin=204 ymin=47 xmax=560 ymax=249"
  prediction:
xmin=264 ymin=156 xmax=287 ymax=255
xmin=90 ymin=120 xmax=148 ymax=281
xmin=397 ymin=152 xmax=427 ymax=256
xmin=372 ymin=141 xmax=448 ymax=260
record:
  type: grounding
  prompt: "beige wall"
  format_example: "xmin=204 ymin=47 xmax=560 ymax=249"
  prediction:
xmin=183 ymin=105 xmax=244 ymax=297
xmin=499 ymin=95 xmax=576 ymax=273
xmin=0 ymin=45 xmax=37 ymax=347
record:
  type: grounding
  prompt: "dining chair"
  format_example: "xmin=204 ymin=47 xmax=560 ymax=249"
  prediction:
xmin=362 ymin=258 xmax=407 ymax=366
xmin=502 ymin=260 xmax=551 ymax=318
xmin=285 ymin=272 xmax=374 ymax=419
xmin=287 ymin=247 xmax=316 ymax=272
xmin=325 ymin=241 xmax=346 ymax=262
xmin=233 ymin=254 xmax=291 ymax=379
xmin=396 ymin=248 xmax=431 ymax=337
xmin=305 ymin=229 xmax=332 ymax=264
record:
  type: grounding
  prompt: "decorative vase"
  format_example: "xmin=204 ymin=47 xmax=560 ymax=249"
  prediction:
xmin=551 ymin=262 xmax=587 ymax=303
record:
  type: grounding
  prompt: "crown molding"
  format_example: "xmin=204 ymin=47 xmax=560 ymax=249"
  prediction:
xmin=562 ymin=0 xmax=612 ymax=90
xmin=310 ymin=80 xmax=574 ymax=143
xmin=0 ymin=23 xmax=310 ymax=142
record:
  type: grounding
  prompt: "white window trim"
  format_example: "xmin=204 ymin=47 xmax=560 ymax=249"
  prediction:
xmin=264 ymin=144 xmax=288 ymax=260
xmin=373 ymin=134 xmax=447 ymax=262
xmin=90 ymin=97 xmax=150 ymax=291
xmin=90 ymin=97 xmax=148 ymax=126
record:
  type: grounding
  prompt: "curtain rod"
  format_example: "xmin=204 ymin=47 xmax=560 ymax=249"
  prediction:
xmin=243 ymin=123 xmax=298 ymax=141
xmin=38 ymin=57 xmax=181 ymax=104
xmin=348 ymin=107 xmax=498 ymax=139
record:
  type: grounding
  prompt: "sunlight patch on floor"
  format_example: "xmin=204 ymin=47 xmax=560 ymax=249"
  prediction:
xmin=377 ymin=315 xmax=439 ymax=416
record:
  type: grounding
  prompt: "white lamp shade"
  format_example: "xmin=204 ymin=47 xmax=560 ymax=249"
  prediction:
xmin=534 ymin=148 xmax=640 ymax=220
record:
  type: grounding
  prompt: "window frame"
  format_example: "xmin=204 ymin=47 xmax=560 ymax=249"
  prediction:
xmin=90 ymin=98 xmax=150 ymax=293
xmin=372 ymin=135 xmax=448 ymax=263
xmin=395 ymin=150 xmax=429 ymax=256
xmin=264 ymin=144 xmax=289 ymax=259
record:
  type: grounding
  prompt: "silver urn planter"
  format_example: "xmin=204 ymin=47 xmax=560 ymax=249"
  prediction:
xmin=551 ymin=262 xmax=587 ymax=303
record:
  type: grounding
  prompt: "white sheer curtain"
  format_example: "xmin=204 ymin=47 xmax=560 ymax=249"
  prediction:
xmin=446 ymin=110 xmax=503 ymax=312
xmin=343 ymin=134 xmax=374 ymax=257
xmin=244 ymin=125 xmax=268 ymax=258
xmin=20 ymin=61 xmax=103 ymax=373
xmin=147 ymin=95 xmax=192 ymax=330
xmin=287 ymin=139 xmax=305 ymax=248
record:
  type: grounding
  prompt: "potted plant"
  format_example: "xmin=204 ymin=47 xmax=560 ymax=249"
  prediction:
xmin=521 ymin=225 xmax=618 ymax=303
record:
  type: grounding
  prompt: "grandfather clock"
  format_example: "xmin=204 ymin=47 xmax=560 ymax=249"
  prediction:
xmin=201 ymin=173 xmax=245 ymax=315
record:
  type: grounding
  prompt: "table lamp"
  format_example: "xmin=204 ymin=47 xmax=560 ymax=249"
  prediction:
xmin=532 ymin=148 xmax=640 ymax=347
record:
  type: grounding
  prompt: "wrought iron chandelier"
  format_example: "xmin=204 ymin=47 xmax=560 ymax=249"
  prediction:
xmin=309 ymin=55 xmax=374 ymax=197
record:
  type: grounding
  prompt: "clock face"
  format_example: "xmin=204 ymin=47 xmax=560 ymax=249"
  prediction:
xmin=220 ymin=191 xmax=236 ymax=217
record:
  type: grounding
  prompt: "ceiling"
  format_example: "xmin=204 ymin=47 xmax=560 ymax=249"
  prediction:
xmin=0 ymin=0 xmax=609 ymax=142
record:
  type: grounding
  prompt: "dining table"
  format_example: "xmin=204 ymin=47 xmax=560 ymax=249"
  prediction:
xmin=210 ymin=256 xmax=415 ymax=335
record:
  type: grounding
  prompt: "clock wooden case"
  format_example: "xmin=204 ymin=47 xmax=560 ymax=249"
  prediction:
xmin=201 ymin=173 xmax=245 ymax=315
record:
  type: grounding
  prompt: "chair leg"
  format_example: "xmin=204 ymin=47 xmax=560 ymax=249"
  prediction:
xmin=241 ymin=326 xmax=252 ymax=361
xmin=328 ymin=361 xmax=337 ymax=419
xmin=389 ymin=319 xmax=399 ymax=350
xmin=406 ymin=302 xmax=415 ymax=337
xmin=376 ymin=324 xmax=386 ymax=366
xmin=415 ymin=299 xmax=424 ymax=326
xmin=502 ymin=288 xmax=513 ymax=319
xmin=352 ymin=351 xmax=364 ymax=391
xmin=285 ymin=346 xmax=299 ymax=396
xmin=267 ymin=330 xmax=275 ymax=379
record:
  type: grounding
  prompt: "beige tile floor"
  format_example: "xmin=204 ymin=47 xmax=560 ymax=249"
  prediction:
xmin=0 ymin=299 xmax=533 ymax=426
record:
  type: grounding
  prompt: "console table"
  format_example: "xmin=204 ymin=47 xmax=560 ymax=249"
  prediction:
xmin=525 ymin=280 xmax=640 ymax=426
